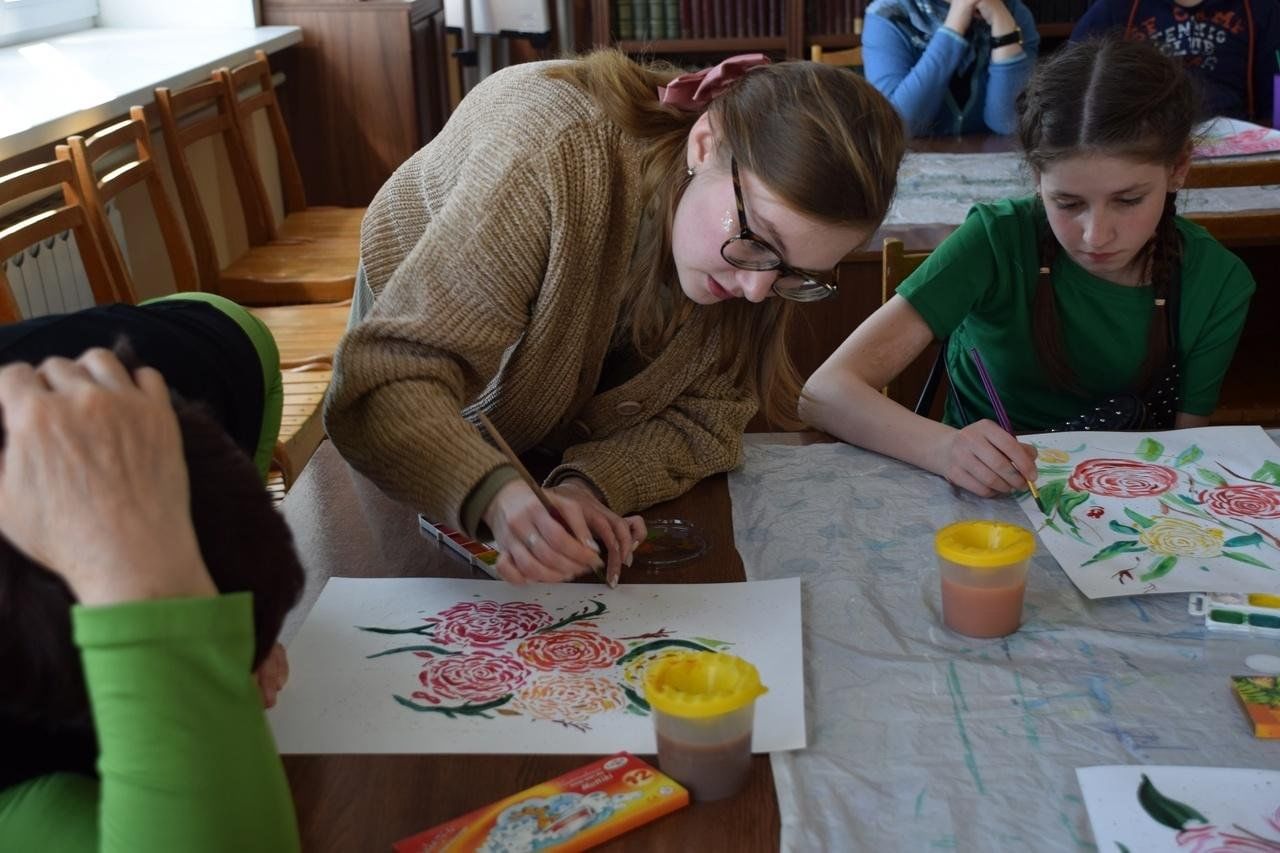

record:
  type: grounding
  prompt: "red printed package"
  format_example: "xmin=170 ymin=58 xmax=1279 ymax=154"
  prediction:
xmin=392 ymin=753 xmax=688 ymax=852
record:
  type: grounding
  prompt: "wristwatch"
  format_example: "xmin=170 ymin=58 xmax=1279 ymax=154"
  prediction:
xmin=990 ymin=27 xmax=1023 ymax=48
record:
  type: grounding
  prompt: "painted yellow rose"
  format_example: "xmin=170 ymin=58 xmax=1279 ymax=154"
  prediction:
xmin=1138 ymin=518 xmax=1224 ymax=558
xmin=1038 ymin=448 xmax=1070 ymax=464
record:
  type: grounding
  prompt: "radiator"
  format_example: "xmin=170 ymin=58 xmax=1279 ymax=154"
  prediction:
xmin=3 ymin=201 xmax=128 ymax=319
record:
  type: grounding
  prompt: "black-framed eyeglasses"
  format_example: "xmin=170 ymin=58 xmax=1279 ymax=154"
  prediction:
xmin=720 ymin=156 xmax=838 ymax=303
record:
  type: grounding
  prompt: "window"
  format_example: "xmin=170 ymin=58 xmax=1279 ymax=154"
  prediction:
xmin=1 ymin=0 xmax=98 ymax=47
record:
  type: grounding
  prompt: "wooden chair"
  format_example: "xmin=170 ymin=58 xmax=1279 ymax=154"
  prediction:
xmin=62 ymin=109 xmax=342 ymax=488
xmin=881 ymin=238 xmax=946 ymax=418
xmin=0 ymin=158 xmax=119 ymax=324
xmin=810 ymin=43 xmax=863 ymax=68
xmin=154 ymin=75 xmax=358 ymax=306
xmin=1184 ymin=157 xmax=1280 ymax=248
xmin=216 ymin=51 xmax=365 ymax=247
xmin=1183 ymin=157 xmax=1280 ymax=425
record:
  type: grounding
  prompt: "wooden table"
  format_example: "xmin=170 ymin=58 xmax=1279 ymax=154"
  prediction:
xmin=279 ymin=442 xmax=780 ymax=851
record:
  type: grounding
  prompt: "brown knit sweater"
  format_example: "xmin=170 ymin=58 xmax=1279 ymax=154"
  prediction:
xmin=324 ymin=61 xmax=758 ymax=535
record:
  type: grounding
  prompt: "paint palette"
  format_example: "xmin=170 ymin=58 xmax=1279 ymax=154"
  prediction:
xmin=632 ymin=519 xmax=708 ymax=569
xmin=1188 ymin=592 xmax=1280 ymax=635
xmin=419 ymin=516 xmax=501 ymax=579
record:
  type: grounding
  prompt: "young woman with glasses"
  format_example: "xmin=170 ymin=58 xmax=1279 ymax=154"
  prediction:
xmin=326 ymin=51 xmax=905 ymax=585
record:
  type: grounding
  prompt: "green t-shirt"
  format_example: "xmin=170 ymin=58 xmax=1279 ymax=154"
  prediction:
xmin=0 ymin=593 xmax=299 ymax=853
xmin=897 ymin=196 xmax=1256 ymax=430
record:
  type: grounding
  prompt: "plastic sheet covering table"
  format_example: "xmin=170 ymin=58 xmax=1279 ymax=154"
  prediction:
xmin=727 ymin=433 xmax=1280 ymax=851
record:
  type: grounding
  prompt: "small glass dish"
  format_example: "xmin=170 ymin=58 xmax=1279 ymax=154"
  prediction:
xmin=633 ymin=518 xmax=709 ymax=569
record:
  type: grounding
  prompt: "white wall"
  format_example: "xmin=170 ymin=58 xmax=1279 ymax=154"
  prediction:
xmin=96 ymin=0 xmax=257 ymax=29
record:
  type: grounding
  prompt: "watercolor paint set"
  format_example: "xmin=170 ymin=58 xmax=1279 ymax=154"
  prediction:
xmin=1230 ymin=675 xmax=1280 ymax=738
xmin=392 ymin=752 xmax=689 ymax=852
xmin=1188 ymin=593 xmax=1280 ymax=635
xmin=418 ymin=516 xmax=500 ymax=579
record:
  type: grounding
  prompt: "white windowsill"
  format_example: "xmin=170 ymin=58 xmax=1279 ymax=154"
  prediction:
xmin=0 ymin=25 xmax=302 ymax=161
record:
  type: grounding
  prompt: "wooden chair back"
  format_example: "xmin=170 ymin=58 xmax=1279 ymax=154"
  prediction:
xmin=0 ymin=158 xmax=119 ymax=323
xmin=881 ymin=238 xmax=945 ymax=417
xmin=153 ymin=76 xmax=276 ymax=291
xmin=217 ymin=50 xmax=307 ymax=217
xmin=64 ymin=106 xmax=200 ymax=303
xmin=1185 ymin=156 xmax=1280 ymax=247
xmin=810 ymin=42 xmax=863 ymax=68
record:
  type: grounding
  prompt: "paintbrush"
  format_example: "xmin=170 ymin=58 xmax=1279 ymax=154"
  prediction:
xmin=475 ymin=412 xmax=613 ymax=586
xmin=966 ymin=347 xmax=1046 ymax=514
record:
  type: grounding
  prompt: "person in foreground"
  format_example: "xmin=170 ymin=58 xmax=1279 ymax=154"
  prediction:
xmin=801 ymin=35 xmax=1256 ymax=498
xmin=326 ymin=50 xmax=906 ymax=585
xmin=0 ymin=349 xmax=303 ymax=852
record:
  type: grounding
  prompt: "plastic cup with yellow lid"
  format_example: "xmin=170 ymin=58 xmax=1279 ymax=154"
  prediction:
xmin=643 ymin=651 xmax=767 ymax=801
xmin=935 ymin=519 xmax=1035 ymax=638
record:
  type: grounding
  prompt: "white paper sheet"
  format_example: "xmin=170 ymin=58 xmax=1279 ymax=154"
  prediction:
xmin=1015 ymin=426 xmax=1280 ymax=599
xmin=1078 ymin=765 xmax=1280 ymax=851
xmin=269 ymin=577 xmax=805 ymax=755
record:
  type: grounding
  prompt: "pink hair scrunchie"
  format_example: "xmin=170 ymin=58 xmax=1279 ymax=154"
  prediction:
xmin=656 ymin=53 xmax=771 ymax=112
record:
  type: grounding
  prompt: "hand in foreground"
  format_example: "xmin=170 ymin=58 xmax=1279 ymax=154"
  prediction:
xmin=482 ymin=478 xmax=644 ymax=585
xmin=255 ymin=643 xmax=290 ymax=709
xmin=0 ymin=350 xmax=214 ymax=606
xmin=548 ymin=477 xmax=646 ymax=586
xmin=933 ymin=419 xmax=1038 ymax=497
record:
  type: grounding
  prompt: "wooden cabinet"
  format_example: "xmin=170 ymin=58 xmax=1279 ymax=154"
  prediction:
xmin=262 ymin=0 xmax=449 ymax=207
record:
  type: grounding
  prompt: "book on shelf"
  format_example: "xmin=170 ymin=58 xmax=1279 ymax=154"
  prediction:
xmin=615 ymin=0 xmax=634 ymax=39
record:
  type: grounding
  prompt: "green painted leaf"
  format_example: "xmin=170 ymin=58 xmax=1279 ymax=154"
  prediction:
xmin=1136 ymin=438 xmax=1164 ymax=461
xmin=1139 ymin=555 xmax=1178 ymax=582
xmin=1175 ymin=494 xmax=1202 ymax=507
xmin=621 ymin=684 xmax=651 ymax=713
xmin=1082 ymin=540 xmax=1146 ymax=566
xmin=1224 ymin=533 xmax=1264 ymax=548
xmin=1222 ymin=550 xmax=1275 ymax=570
xmin=1253 ymin=461 xmax=1280 ymax=485
xmin=1117 ymin=845 xmax=1131 ymax=853
xmin=614 ymin=638 xmax=716 ymax=667
xmin=1195 ymin=467 xmax=1227 ymax=487
xmin=366 ymin=644 xmax=460 ymax=659
xmin=1059 ymin=491 xmax=1089 ymax=526
xmin=1109 ymin=521 xmax=1141 ymax=535
xmin=1173 ymin=445 xmax=1203 ymax=467
xmin=1124 ymin=508 xmax=1156 ymax=529
xmin=1137 ymin=774 xmax=1207 ymax=831
xmin=1035 ymin=465 xmax=1075 ymax=477
xmin=1037 ymin=479 xmax=1067 ymax=513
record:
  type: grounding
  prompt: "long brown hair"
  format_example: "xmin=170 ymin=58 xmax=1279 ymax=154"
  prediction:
xmin=1016 ymin=36 xmax=1198 ymax=393
xmin=547 ymin=51 xmax=905 ymax=427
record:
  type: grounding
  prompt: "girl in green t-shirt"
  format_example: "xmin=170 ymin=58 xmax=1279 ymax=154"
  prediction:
xmin=801 ymin=34 xmax=1256 ymax=498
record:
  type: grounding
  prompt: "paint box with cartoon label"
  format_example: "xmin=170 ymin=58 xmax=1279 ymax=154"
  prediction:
xmin=392 ymin=752 xmax=689 ymax=852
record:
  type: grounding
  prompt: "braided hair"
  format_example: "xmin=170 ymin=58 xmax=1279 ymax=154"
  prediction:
xmin=1017 ymin=35 xmax=1199 ymax=394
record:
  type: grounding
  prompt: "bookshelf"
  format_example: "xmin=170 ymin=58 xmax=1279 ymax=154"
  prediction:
xmin=591 ymin=0 xmax=1085 ymax=61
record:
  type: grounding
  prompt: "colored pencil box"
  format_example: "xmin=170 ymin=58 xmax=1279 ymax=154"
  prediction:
xmin=1231 ymin=675 xmax=1280 ymax=738
xmin=392 ymin=752 xmax=689 ymax=852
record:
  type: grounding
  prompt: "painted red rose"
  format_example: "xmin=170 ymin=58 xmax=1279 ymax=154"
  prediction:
xmin=429 ymin=601 xmax=553 ymax=647
xmin=1068 ymin=459 xmax=1179 ymax=498
xmin=513 ymin=674 xmax=625 ymax=722
xmin=412 ymin=650 xmax=531 ymax=705
xmin=1201 ymin=484 xmax=1280 ymax=519
xmin=516 ymin=630 xmax=626 ymax=672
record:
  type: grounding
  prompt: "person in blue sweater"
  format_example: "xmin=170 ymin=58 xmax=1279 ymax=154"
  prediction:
xmin=862 ymin=0 xmax=1041 ymax=136
xmin=1071 ymin=0 xmax=1280 ymax=125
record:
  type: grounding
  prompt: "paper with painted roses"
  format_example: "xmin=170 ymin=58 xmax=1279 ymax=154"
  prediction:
xmin=1016 ymin=425 xmax=1280 ymax=599
xmin=268 ymin=577 xmax=804 ymax=754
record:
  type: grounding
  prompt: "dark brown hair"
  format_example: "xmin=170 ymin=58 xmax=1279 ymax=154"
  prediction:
xmin=0 ymin=390 xmax=305 ymax=787
xmin=1016 ymin=35 xmax=1198 ymax=393
xmin=547 ymin=52 xmax=905 ymax=427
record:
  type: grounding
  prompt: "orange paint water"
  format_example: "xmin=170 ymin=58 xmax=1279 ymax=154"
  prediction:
xmin=940 ymin=576 xmax=1026 ymax=638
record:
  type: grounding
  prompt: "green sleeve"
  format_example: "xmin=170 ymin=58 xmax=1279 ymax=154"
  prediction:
xmin=0 ymin=593 xmax=300 ymax=853
xmin=1178 ymin=248 xmax=1257 ymax=415
xmin=895 ymin=204 xmax=1010 ymax=340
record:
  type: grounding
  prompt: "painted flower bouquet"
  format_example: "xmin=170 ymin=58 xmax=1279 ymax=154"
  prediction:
xmin=357 ymin=598 xmax=732 ymax=731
